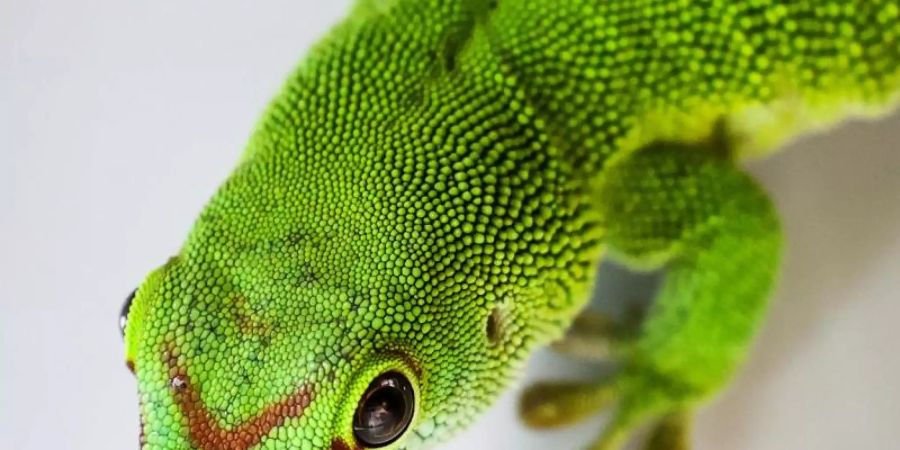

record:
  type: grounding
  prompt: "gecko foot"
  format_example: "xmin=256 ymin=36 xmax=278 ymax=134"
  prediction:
xmin=520 ymin=372 xmax=697 ymax=450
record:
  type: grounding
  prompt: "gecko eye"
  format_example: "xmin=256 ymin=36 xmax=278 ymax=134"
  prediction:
xmin=119 ymin=289 xmax=136 ymax=337
xmin=353 ymin=372 xmax=415 ymax=447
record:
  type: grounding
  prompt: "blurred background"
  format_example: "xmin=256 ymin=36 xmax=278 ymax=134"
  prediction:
xmin=2 ymin=1 xmax=899 ymax=449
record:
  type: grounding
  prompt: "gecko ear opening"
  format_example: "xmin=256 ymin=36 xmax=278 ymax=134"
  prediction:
xmin=352 ymin=371 xmax=415 ymax=447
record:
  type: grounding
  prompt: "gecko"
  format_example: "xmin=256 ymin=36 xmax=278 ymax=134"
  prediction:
xmin=119 ymin=1 xmax=900 ymax=449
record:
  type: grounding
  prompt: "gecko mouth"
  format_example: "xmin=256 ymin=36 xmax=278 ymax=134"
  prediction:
xmin=152 ymin=345 xmax=315 ymax=450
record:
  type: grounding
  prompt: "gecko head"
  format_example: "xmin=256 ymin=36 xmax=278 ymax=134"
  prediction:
xmin=122 ymin=243 xmax=538 ymax=449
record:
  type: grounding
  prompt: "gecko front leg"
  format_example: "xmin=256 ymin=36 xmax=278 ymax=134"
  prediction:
xmin=521 ymin=137 xmax=782 ymax=449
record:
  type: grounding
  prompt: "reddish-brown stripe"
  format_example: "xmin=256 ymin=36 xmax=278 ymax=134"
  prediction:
xmin=163 ymin=346 xmax=314 ymax=450
xmin=330 ymin=438 xmax=361 ymax=450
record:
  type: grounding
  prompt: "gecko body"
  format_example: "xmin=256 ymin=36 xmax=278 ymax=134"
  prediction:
xmin=122 ymin=1 xmax=900 ymax=449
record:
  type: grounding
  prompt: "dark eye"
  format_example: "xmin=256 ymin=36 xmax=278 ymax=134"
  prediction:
xmin=353 ymin=372 xmax=415 ymax=447
xmin=119 ymin=289 xmax=136 ymax=337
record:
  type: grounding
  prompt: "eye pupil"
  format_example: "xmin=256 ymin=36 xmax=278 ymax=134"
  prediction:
xmin=361 ymin=385 xmax=402 ymax=428
xmin=353 ymin=372 xmax=414 ymax=447
xmin=119 ymin=289 xmax=137 ymax=337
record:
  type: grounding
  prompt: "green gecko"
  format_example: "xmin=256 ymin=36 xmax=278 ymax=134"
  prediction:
xmin=120 ymin=0 xmax=900 ymax=449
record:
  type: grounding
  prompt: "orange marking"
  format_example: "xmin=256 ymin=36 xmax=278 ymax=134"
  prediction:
xmin=331 ymin=438 xmax=361 ymax=450
xmin=163 ymin=347 xmax=314 ymax=450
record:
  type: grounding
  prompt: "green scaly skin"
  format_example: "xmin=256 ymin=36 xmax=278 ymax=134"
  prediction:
xmin=123 ymin=1 xmax=900 ymax=449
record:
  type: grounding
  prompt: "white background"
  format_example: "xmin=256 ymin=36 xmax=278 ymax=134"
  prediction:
xmin=2 ymin=1 xmax=899 ymax=449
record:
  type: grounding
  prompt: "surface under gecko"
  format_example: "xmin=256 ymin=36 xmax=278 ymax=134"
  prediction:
xmin=121 ymin=1 xmax=900 ymax=449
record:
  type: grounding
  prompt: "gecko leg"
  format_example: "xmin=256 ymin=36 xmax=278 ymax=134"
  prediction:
xmin=520 ymin=379 xmax=617 ymax=428
xmin=522 ymin=139 xmax=782 ymax=450
xmin=549 ymin=310 xmax=621 ymax=360
xmin=520 ymin=309 xmax=642 ymax=427
xmin=587 ymin=410 xmax=691 ymax=450
xmin=643 ymin=412 xmax=692 ymax=450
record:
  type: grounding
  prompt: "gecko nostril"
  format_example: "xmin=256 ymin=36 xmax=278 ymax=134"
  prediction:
xmin=169 ymin=375 xmax=188 ymax=392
